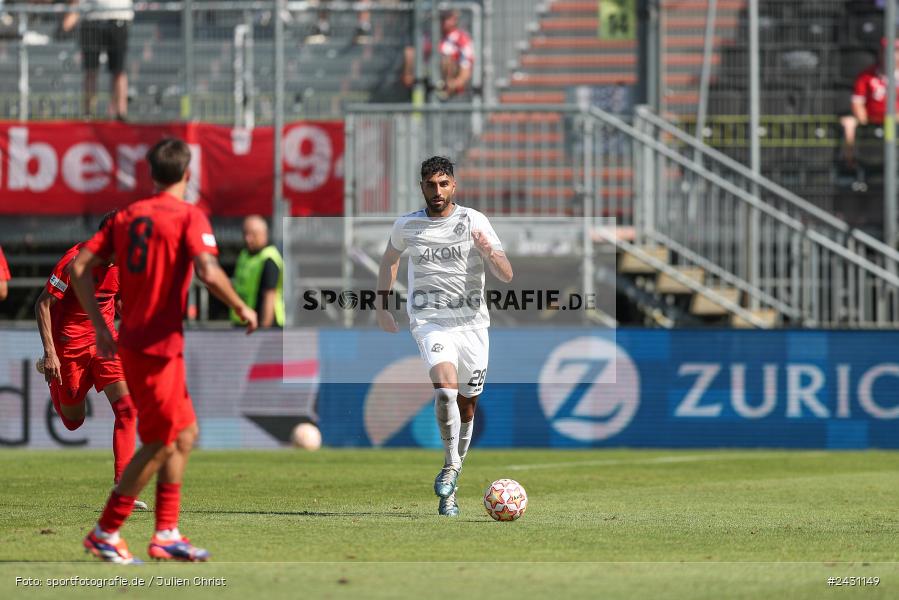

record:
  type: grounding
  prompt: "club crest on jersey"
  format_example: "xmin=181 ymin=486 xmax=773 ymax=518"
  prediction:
xmin=431 ymin=343 xmax=444 ymax=352
xmin=453 ymin=222 xmax=466 ymax=236
xmin=418 ymin=245 xmax=463 ymax=264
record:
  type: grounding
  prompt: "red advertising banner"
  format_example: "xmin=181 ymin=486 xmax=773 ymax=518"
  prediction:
xmin=0 ymin=121 xmax=344 ymax=216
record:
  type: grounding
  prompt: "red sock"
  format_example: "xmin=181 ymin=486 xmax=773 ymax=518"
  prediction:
xmin=97 ymin=491 xmax=136 ymax=533
xmin=51 ymin=387 xmax=84 ymax=431
xmin=110 ymin=395 xmax=137 ymax=484
xmin=155 ymin=482 xmax=181 ymax=532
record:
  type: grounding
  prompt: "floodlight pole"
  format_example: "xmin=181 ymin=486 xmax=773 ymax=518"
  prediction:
xmin=637 ymin=0 xmax=660 ymax=111
xmin=273 ymin=0 xmax=286 ymax=247
xmin=182 ymin=0 xmax=194 ymax=120
xmin=748 ymin=0 xmax=760 ymax=308
xmin=885 ymin=0 xmax=897 ymax=249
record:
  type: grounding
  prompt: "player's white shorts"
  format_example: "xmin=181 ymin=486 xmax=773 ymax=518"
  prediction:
xmin=412 ymin=324 xmax=489 ymax=398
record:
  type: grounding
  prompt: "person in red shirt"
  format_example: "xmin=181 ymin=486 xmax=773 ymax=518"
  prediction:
xmin=0 ymin=244 xmax=10 ymax=301
xmin=843 ymin=38 xmax=899 ymax=165
xmin=402 ymin=9 xmax=475 ymax=99
xmin=71 ymin=138 xmax=258 ymax=564
xmin=34 ymin=212 xmax=146 ymax=510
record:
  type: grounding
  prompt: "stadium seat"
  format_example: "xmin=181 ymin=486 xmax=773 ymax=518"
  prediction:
xmin=797 ymin=7 xmax=840 ymax=45
xmin=838 ymin=47 xmax=878 ymax=87
xmin=847 ymin=9 xmax=884 ymax=46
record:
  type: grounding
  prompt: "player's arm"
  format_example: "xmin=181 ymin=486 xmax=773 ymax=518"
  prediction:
xmin=851 ymin=75 xmax=869 ymax=125
xmin=376 ymin=241 xmax=403 ymax=333
xmin=472 ymin=230 xmax=513 ymax=283
xmin=448 ymin=64 xmax=472 ymax=95
xmin=193 ymin=253 xmax=258 ymax=334
xmin=34 ymin=289 xmax=62 ymax=383
xmin=71 ymin=247 xmax=117 ymax=358
xmin=259 ymin=289 xmax=276 ymax=328
xmin=61 ymin=0 xmax=80 ymax=33
xmin=402 ymin=45 xmax=416 ymax=88
xmin=852 ymin=97 xmax=868 ymax=125
xmin=0 ymin=278 xmax=6 ymax=302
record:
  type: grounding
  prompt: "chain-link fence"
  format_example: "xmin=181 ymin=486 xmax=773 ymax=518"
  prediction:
xmin=0 ymin=1 xmax=496 ymax=123
xmin=659 ymin=0 xmax=892 ymax=234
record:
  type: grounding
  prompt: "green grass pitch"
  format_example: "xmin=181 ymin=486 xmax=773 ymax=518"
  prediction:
xmin=0 ymin=448 xmax=896 ymax=599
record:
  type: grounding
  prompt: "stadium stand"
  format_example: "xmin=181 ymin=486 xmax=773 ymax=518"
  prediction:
xmin=691 ymin=0 xmax=889 ymax=233
xmin=0 ymin=3 xmax=411 ymax=122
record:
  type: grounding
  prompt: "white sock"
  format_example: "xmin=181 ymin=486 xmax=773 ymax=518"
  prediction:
xmin=458 ymin=419 xmax=474 ymax=464
xmin=154 ymin=528 xmax=181 ymax=541
xmin=434 ymin=388 xmax=461 ymax=468
xmin=94 ymin=525 xmax=120 ymax=544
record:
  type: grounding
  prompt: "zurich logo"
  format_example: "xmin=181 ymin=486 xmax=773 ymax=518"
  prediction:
xmin=537 ymin=337 xmax=640 ymax=442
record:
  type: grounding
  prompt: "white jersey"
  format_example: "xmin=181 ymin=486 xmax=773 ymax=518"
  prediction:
xmin=389 ymin=204 xmax=503 ymax=332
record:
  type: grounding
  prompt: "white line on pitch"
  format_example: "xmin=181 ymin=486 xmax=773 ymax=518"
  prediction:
xmin=505 ymin=451 xmax=828 ymax=471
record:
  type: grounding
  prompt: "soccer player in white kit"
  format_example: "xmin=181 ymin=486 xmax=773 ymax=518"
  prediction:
xmin=376 ymin=156 xmax=513 ymax=516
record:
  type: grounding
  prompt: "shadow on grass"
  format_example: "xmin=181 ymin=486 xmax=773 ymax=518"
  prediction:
xmin=184 ymin=509 xmax=420 ymax=518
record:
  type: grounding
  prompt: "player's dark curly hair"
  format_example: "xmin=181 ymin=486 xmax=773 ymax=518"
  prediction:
xmin=420 ymin=156 xmax=454 ymax=181
xmin=98 ymin=210 xmax=117 ymax=231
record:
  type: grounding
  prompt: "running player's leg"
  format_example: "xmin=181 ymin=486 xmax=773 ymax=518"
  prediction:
xmin=455 ymin=327 xmax=489 ymax=465
xmin=84 ymin=439 xmax=171 ymax=563
xmin=429 ymin=360 xmax=463 ymax=517
xmin=415 ymin=327 xmax=462 ymax=511
xmin=51 ymin=348 xmax=93 ymax=430
xmin=149 ymin=422 xmax=203 ymax=560
xmin=102 ymin=381 xmax=137 ymax=485
xmin=98 ymin=377 xmax=148 ymax=510
xmin=134 ymin=353 xmax=207 ymax=562
xmin=94 ymin=353 xmax=136 ymax=485
xmin=418 ymin=329 xmax=462 ymax=471
xmin=84 ymin=348 xmax=174 ymax=563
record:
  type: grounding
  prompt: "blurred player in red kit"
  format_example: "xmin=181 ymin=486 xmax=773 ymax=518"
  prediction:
xmin=34 ymin=212 xmax=147 ymax=510
xmin=72 ymin=138 xmax=258 ymax=563
xmin=0 ymin=244 xmax=10 ymax=301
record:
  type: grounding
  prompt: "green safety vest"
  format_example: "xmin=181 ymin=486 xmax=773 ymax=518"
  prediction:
xmin=231 ymin=245 xmax=284 ymax=327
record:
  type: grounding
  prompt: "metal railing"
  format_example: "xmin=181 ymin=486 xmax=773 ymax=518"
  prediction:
xmin=633 ymin=105 xmax=899 ymax=327
xmin=344 ymin=102 xmax=899 ymax=328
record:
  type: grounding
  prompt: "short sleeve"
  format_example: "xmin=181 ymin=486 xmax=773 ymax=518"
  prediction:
xmin=472 ymin=212 xmax=503 ymax=252
xmin=389 ymin=218 xmax=407 ymax=252
xmin=259 ymin=258 xmax=280 ymax=291
xmin=84 ymin=221 xmax=115 ymax=263
xmin=0 ymin=246 xmax=10 ymax=281
xmin=185 ymin=207 xmax=219 ymax=258
xmin=45 ymin=253 xmax=74 ymax=300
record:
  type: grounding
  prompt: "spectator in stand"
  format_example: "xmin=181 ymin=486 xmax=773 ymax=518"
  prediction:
xmin=60 ymin=0 xmax=133 ymax=120
xmin=402 ymin=9 xmax=475 ymax=100
xmin=0 ymin=245 xmax=10 ymax=301
xmin=843 ymin=38 xmax=899 ymax=166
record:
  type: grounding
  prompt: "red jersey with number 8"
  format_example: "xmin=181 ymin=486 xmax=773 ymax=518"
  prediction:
xmin=84 ymin=192 xmax=218 ymax=357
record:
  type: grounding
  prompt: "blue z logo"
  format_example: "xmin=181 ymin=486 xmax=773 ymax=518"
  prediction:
xmin=553 ymin=358 xmax=617 ymax=422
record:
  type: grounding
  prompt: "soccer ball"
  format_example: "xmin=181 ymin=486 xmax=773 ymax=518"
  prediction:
xmin=291 ymin=423 xmax=322 ymax=450
xmin=483 ymin=479 xmax=528 ymax=521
